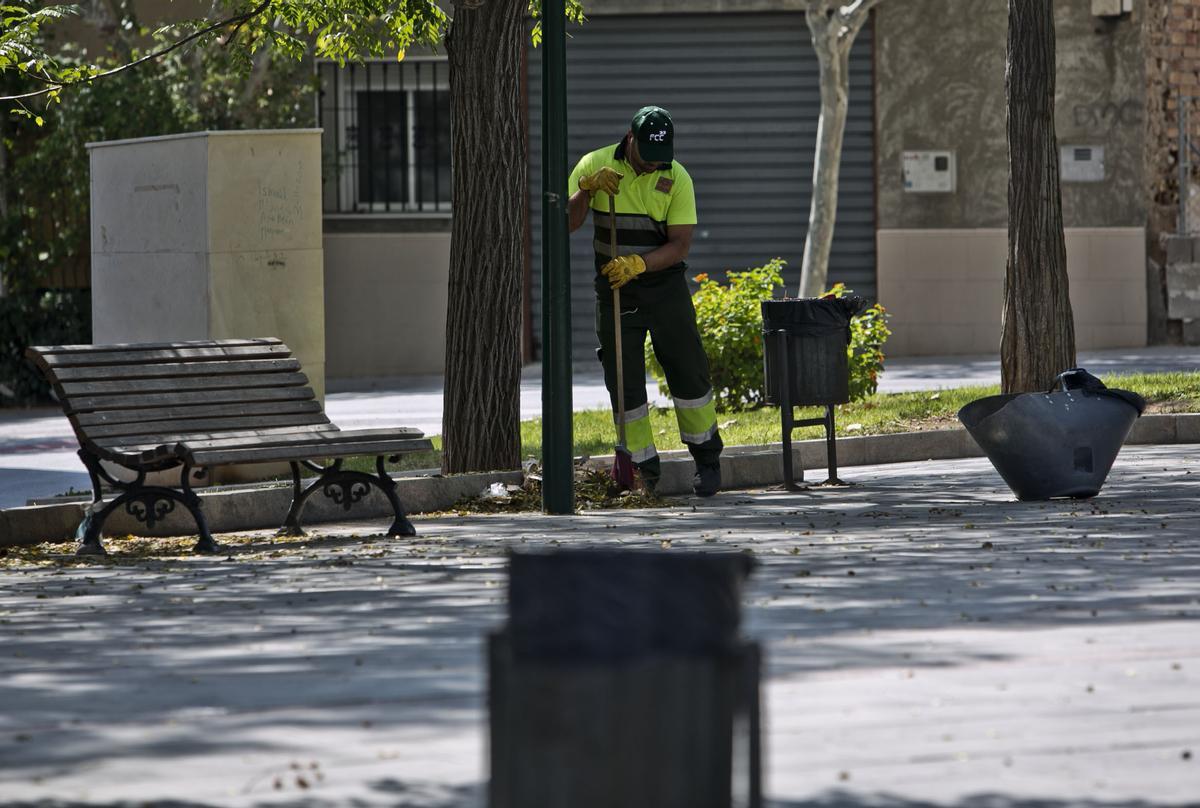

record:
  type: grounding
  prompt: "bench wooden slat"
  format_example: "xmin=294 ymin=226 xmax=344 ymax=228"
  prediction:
xmin=176 ymin=427 xmax=425 ymax=453
xmin=74 ymin=400 xmax=325 ymax=427
xmin=84 ymin=412 xmax=332 ymax=440
xmin=96 ymin=425 xmax=349 ymax=459
xmin=34 ymin=343 xmax=293 ymax=369
xmin=102 ymin=429 xmax=430 ymax=467
xmin=99 ymin=424 xmax=340 ymax=449
xmin=183 ymin=437 xmax=434 ymax=467
xmin=30 ymin=338 xmax=283 ymax=356
xmin=57 ymin=371 xmax=309 ymax=398
xmin=52 ymin=358 xmax=303 ymax=383
xmin=63 ymin=386 xmax=319 ymax=415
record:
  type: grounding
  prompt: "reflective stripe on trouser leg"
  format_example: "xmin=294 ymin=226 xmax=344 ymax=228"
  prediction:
xmin=645 ymin=284 xmax=724 ymax=465
xmin=616 ymin=402 xmax=658 ymax=463
xmin=595 ymin=301 xmax=657 ymax=463
xmin=674 ymin=389 xmax=718 ymax=445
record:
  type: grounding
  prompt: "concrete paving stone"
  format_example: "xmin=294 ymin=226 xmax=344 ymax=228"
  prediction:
xmin=0 ymin=502 xmax=85 ymax=546
xmin=1175 ymin=413 xmax=1200 ymax=444
xmin=860 ymin=428 xmax=983 ymax=466
xmin=720 ymin=448 xmax=785 ymax=491
xmin=815 ymin=432 xmax=866 ymax=469
xmin=1 ymin=445 xmax=1199 ymax=807
xmin=1129 ymin=414 xmax=1178 ymax=444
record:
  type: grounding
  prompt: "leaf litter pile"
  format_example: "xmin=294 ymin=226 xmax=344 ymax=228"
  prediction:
xmin=452 ymin=462 xmax=670 ymax=514
xmin=0 ymin=530 xmax=324 ymax=569
xmin=0 ymin=461 xmax=674 ymax=566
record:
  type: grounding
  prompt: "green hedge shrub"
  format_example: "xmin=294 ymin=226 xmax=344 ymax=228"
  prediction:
xmin=825 ymin=282 xmax=892 ymax=402
xmin=646 ymin=259 xmax=892 ymax=412
xmin=0 ymin=290 xmax=90 ymax=405
xmin=1 ymin=40 xmax=315 ymax=405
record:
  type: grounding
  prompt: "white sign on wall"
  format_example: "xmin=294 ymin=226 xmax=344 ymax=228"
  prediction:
xmin=902 ymin=151 xmax=956 ymax=193
xmin=1060 ymin=145 xmax=1106 ymax=183
xmin=1091 ymin=0 xmax=1133 ymax=18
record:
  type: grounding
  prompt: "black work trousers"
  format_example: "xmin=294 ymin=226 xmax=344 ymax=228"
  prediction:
xmin=595 ymin=281 xmax=723 ymax=479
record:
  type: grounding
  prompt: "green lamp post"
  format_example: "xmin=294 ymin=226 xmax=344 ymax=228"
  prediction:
xmin=540 ymin=0 xmax=573 ymax=514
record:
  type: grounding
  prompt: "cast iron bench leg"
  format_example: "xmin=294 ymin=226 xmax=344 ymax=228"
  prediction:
xmin=182 ymin=466 xmax=221 ymax=554
xmin=279 ymin=456 xmax=417 ymax=538
xmin=76 ymin=449 xmax=110 ymax=556
xmin=75 ymin=451 xmax=219 ymax=556
xmin=376 ymin=455 xmax=417 ymax=537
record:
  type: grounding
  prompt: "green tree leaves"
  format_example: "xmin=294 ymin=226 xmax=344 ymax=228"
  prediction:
xmin=1 ymin=1 xmax=453 ymax=112
xmin=528 ymin=0 xmax=585 ymax=47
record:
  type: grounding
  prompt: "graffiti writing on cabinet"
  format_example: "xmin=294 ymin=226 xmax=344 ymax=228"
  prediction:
xmin=1072 ymin=100 xmax=1142 ymax=132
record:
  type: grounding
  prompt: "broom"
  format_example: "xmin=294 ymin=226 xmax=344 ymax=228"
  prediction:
xmin=609 ymin=193 xmax=637 ymax=491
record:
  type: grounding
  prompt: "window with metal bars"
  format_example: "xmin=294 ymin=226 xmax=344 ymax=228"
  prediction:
xmin=316 ymin=59 xmax=452 ymax=215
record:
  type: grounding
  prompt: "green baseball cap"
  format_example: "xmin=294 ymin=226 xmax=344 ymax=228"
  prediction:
xmin=631 ymin=105 xmax=674 ymax=164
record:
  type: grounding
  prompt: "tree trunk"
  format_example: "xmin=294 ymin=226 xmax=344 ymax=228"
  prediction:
xmin=442 ymin=0 xmax=526 ymax=473
xmin=798 ymin=1 xmax=877 ymax=298
xmin=799 ymin=16 xmax=849 ymax=298
xmin=1002 ymin=0 xmax=1076 ymax=394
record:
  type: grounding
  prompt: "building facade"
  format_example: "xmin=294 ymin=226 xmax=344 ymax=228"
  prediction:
xmin=47 ymin=1 xmax=1198 ymax=383
xmin=876 ymin=0 xmax=1148 ymax=355
xmin=320 ymin=0 xmax=1188 ymax=383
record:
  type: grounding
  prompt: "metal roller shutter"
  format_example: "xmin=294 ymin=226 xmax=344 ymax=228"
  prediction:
xmin=528 ymin=12 xmax=876 ymax=361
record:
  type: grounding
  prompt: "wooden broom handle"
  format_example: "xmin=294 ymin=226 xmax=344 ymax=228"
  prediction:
xmin=610 ymin=193 xmax=626 ymax=449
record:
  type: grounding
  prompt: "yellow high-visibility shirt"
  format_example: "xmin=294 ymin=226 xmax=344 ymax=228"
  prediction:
xmin=569 ymin=138 xmax=697 ymax=304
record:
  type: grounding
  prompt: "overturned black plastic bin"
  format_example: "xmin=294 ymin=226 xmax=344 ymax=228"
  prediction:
xmin=957 ymin=368 xmax=1145 ymax=501
xmin=762 ymin=295 xmax=868 ymax=488
xmin=489 ymin=550 xmax=762 ymax=808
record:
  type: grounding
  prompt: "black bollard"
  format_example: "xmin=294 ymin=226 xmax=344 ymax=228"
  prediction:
xmin=489 ymin=549 xmax=762 ymax=808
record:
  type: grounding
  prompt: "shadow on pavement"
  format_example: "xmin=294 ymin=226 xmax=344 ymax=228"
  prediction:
xmin=5 ymin=778 xmax=484 ymax=807
xmin=766 ymin=793 xmax=1200 ymax=808
xmin=0 ymin=540 xmax=504 ymax=774
xmin=2 ymin=446 xmax=1197 ymax=803
xmin=5 ymin=787 xmax=1198 ymax=808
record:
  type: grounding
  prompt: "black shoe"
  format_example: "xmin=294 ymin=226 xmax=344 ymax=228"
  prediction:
xmin=692 ymin=463 xmax=721 ymax=497
xmin=638 ymin=470 xmax=659 ymax=494
xmin=636 ymin=459 xmax=661 ymax=494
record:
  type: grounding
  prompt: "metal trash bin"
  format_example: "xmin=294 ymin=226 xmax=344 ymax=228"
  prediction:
xmin=489 ymin=550 xmax=763 ymax=808
xmin=761 ymin=296 xmax=867 ymax=488
xmin=957 ymin=368 xmax=1145 ymax=501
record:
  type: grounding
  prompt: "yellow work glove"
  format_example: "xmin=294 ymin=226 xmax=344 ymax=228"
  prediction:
xmin=579 ymin=166 xmax=624 ymax=196
xmin=601 ymin=254 xmax=647 ymax=289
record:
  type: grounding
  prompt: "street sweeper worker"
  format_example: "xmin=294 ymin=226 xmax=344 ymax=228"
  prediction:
xmin=567 ymin=105 xmax=723 ymax=497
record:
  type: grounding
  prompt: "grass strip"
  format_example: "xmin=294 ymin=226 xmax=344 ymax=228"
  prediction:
xmin=370 ymin=370 xmax=1200 ymax=473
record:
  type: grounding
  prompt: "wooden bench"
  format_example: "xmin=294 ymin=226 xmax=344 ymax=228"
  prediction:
xmin=26 ymin=338 xmax=434 ymax=556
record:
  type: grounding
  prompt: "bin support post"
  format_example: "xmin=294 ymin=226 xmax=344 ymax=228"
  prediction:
xmin=774 ymin=327 xmax=846 ymax=489
xmin=788 ymin=406 xmax=844 ymax=487
xmin=776 ymin=330 xmax=801 ymax=490
xmin=822 ymin=404 xmax=843 ymax=486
